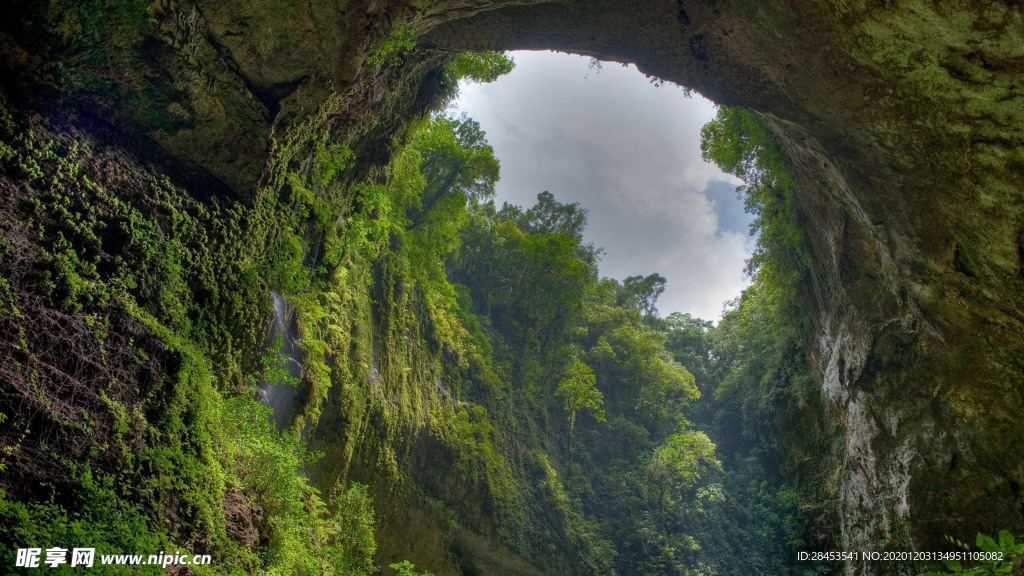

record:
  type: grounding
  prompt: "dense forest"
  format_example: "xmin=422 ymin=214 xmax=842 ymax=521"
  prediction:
xmin=2 ymin=1 xmax=1024 ymax=575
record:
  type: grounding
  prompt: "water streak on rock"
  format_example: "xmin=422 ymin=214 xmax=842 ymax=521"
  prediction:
xmin=259 ymin=291 xmax=305 ymax=429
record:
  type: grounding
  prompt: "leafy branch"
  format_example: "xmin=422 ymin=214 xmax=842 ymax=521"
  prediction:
xmin=919 ymin=531 xmax=1024 ymax=576
xmin=367 ymin=26 xmax=417 ymax=67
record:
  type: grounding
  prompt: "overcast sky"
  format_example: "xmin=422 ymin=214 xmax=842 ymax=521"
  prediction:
xmin=451 ymin=51 xmax=754 ymax=321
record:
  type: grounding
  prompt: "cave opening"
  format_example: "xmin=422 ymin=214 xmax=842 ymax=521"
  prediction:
xmin=451 ymin=50 xmax=754 ymax=321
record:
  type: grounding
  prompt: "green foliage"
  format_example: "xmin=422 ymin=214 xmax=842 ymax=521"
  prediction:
xmin=532 ymin=451 xmax=616 ymax=573
xmin=581 ymin=296 xmax=699 ymax=437
xmin=414 ymin=117 xmax=499 ymax=207
xmin=258 ymin=334 xmax=301 ymax=391
xmin=0 ymin=104 xmax=376 ymax=575
xmin=656 ymin=299 xmax=829 ymax=576
xmin=0 ymin=478 xmax=168 ymax=575
xmin=700 ymin=106 xmax=806 ymax=284
xmin=444 ymin=52 xmax=516 ymax=84
xmin=515 ymin=190 xmax=589 ymax=239
xmin=448 ymin=189 xmax=731 ymax=573
xmin=451 ymin=193 xmax=598 ymax=394
xmin=326 ymin=482 xmax=377 ymax=575
xmin=661 ymin=312 xmax=715 ymax=392
xmin=439 ymin=52 xmax=516 ymax=107
xmin=649 ymin=428 xmax=720 ymax=492
xmin=698 ymin=105 xmax=817 ymax=451
xmin=450 ymin=405 xmax=517 ymax=509
xmin=368 ymin=26 xmax=417 ymax=67
xmin=256 ymin=112 xmax=531 ymax=559
xmin=622 ymin=272 xmax=667 ymax=318
xmin=3 ymin=87 xmax=717 ymax=575
xmin=389 ymin=559 xmax=436 ymax=576
xmin=556 ymin=357 xmax=605 ymax=438
xmin=919 ymin=531 xmax=1024 ymax=576
xmin=615 ymin=104 xmax=836 ymax=576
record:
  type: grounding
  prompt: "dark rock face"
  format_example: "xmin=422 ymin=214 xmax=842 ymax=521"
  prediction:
xmin=3 ymin=0 xmax=1022 ymax=571
xmin=222 ymin=488 xmax=263 ymax=548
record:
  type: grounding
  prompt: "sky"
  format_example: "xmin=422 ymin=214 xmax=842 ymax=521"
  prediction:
xmin=451 ymin=51 xmax=755 ymax=321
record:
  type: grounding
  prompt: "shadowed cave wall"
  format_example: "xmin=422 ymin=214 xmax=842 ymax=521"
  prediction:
xmin=2 ymin=0 xmax=1023 ymax=572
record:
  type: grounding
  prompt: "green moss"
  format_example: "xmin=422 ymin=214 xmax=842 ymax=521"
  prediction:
xmin=0 ymin=103 xmax=378 ymax=574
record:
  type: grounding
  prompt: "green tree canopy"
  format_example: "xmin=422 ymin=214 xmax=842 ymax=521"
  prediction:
xmin=439 ymin=51 xmax=516 ymax=108
xmin=699 ymin=106 xmax=805 ymax=281
xmin=556 ymin=357 xmax=605 ymax=437
xmin=412 ymin=116 xmax=499 ymax=224
xmin=444 ymin=51 xmax=516 ymax=84
xmin=622 ymin=272 xmax=667 ymax=318
xmin=649 ymin=429 xmax=720 ymax=492
xmin=514 ymin=190 xmax=589 ymax=239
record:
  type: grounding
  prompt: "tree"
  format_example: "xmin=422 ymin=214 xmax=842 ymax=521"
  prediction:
xmin=645 ymin=429 xmax=720 ymax=525
xmin=623 ymin=273 xmax=667 ymax=318
xmin=444 ymin=51 xmax=516 ymax=84
xmin=451 ymin=193 xmax=599 ymax=384
xmin=700 ymin=106 xmax=805 ymax=281
xmin=441 ymin=51 xmax=516 ymax=106
xmin=412 ymin=116 xmax=500 ymax=226
xmin=650 ymin=430 xmax=719 ymax=491
xmin=661 ymin=312 xmax=717 ymax=417
xmin=518 ymin=190 xmax=589 ymax=239
xmin=556 ymin=357 xmax=605 ymax=440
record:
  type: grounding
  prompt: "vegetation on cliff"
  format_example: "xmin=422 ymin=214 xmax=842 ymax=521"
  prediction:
xmin=0 ymin=51 xmax=515 ymax=574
